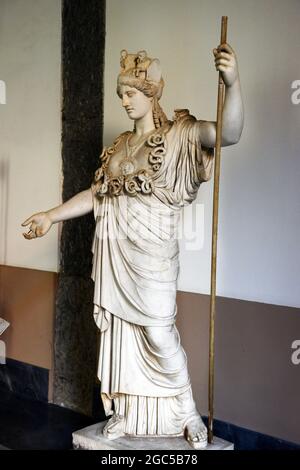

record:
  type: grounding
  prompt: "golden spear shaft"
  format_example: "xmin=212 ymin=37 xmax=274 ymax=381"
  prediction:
xmin=208 ymin=15 xmax=228 ymax=444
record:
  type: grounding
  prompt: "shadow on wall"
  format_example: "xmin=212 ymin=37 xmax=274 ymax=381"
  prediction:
xmin=0 ymin=157 xmax=9 ymax=265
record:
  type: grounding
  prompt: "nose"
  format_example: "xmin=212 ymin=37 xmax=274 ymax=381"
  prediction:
xmin=122 ymin=95 xmax=129 ymax=107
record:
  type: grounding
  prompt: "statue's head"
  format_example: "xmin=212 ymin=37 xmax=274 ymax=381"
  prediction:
xmin=117 ymin=50 xmax=167 ymax=128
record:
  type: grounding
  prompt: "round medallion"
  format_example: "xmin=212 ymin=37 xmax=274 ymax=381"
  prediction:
xmin=119 ymin=158 xmax=136 ymax=176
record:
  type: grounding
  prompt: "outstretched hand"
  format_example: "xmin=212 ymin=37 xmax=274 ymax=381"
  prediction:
xmin=21 ymin=212 xmax=53 ymax=240
xmin=213 ymin=43 xmax=239 ymax=87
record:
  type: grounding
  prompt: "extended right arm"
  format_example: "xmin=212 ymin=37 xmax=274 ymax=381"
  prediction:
xmin=22 ymin=188 xmax=93 ymax=239
xmin=47 ymin=188 xmax=93 ymax=223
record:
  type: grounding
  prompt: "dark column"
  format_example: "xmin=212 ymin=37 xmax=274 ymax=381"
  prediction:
xmin=53 ymin=0 xmax=105 ymax=415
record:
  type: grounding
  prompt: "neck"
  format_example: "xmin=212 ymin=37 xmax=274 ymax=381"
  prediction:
xmin=134 ymin=107 xmax=155 ymax=136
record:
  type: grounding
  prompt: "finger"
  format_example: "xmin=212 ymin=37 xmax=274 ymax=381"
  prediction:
xmin=216 ymin=65 xmax=228 ymax=72
xmin=30 ymin=230 xmax=37 ymax=238
xmin=215 ymin=58 xmax=231 ymax=66
xmin=217 ymin=43 xmax=234 ymax=54
xmin=215 ymin=62 xmax=233 ymax=70
xmin=24 ymin=225 xmax=37 ymax=238
xmin=215 ymin=51 xmax=232 ymax=61
xmin=21 ymin=216 xmax=34 ymax=226
xmin=23 ymin=232 xmax=35 ymax=240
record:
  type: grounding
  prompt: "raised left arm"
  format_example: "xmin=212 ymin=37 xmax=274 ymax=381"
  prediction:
xmin=198 ymin=43 xmax=244 ymax=148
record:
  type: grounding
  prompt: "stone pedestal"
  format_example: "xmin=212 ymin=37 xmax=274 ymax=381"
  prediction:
xmin=73 ymin=422 xmax=234 ymax=450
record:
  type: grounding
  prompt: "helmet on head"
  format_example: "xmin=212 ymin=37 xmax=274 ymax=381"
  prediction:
xmin=117 ymin=50 xmax=164 ymax=100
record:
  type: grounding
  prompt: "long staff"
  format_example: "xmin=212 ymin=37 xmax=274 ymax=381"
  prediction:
xmin=208 ymin=15 xmax=228 ymax=444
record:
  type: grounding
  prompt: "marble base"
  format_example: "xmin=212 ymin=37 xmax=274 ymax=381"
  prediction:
xmin=73 ymin=422 xmax=234 ymax=450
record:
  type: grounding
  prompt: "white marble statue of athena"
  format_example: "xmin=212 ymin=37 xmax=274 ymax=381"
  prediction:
xmin=22 ymin=45 xmax=243 ymax=449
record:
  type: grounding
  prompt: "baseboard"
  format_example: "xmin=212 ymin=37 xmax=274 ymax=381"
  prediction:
xmin=0 ymin=358 xmax=49 ymax=403
xmin=0 ymin=359 xmax=299 ymax=449
xmin=202 ymin=417 xmax=300 ymax=450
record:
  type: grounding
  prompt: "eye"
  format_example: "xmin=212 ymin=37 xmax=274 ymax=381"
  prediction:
xmin=127 ymin=92 xmax=135 ymax=97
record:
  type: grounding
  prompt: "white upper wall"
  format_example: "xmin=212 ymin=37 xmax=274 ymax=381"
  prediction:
xmin=105 ymin=0 xmax=300 ymax=308
xmin=0 ymin=0 xmax=62 ymax=272
xmin=1 ymin=0 xmax=299 ymax=308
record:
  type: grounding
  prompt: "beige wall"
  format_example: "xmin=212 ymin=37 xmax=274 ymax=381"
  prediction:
xmin=104 ymin=0 xmax=300 ymax=309
xmin=0 ymin=265 xmax=56 ymax=370
xmin=0 ymin=0 xmax=62 ymax=272
xmin=177 ymin=291 xmax=300 ymax=445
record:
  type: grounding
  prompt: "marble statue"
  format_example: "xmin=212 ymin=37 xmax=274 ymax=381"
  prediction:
xmin=22 ymin=44 xmax=243 ymax=449
xmin=0 ymin=318 xmax=10 ymax=336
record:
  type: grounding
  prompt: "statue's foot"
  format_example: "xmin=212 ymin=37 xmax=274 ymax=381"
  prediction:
xmin=102 ymin=414 xmax=125 ymax=440
xmin=184 ymin=415 xmax=208 ymax=450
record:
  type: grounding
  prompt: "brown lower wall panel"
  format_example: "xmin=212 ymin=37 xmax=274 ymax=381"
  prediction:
xmin=0 ymin=265 xmax=56 ymax=371
xmin=176 ymin=291 xmax=300 ymax=445
xmin=1 ymin=265 xmax=300 ymax=444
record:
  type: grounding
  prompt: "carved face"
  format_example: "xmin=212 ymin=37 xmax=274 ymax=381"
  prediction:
xmin=119 ymin=85 xmax=153 ymax=121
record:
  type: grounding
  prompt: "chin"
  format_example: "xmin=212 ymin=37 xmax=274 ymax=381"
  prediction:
xmin=127 ymin=113 xmax=139 ymax=120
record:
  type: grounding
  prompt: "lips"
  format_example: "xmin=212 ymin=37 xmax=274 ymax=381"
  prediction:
xmin=126 ymin=108 xmax=134 ymax=112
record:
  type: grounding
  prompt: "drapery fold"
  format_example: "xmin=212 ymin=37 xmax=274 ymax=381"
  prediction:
xmin=90 ymin=111 xmax=214 ymax=435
